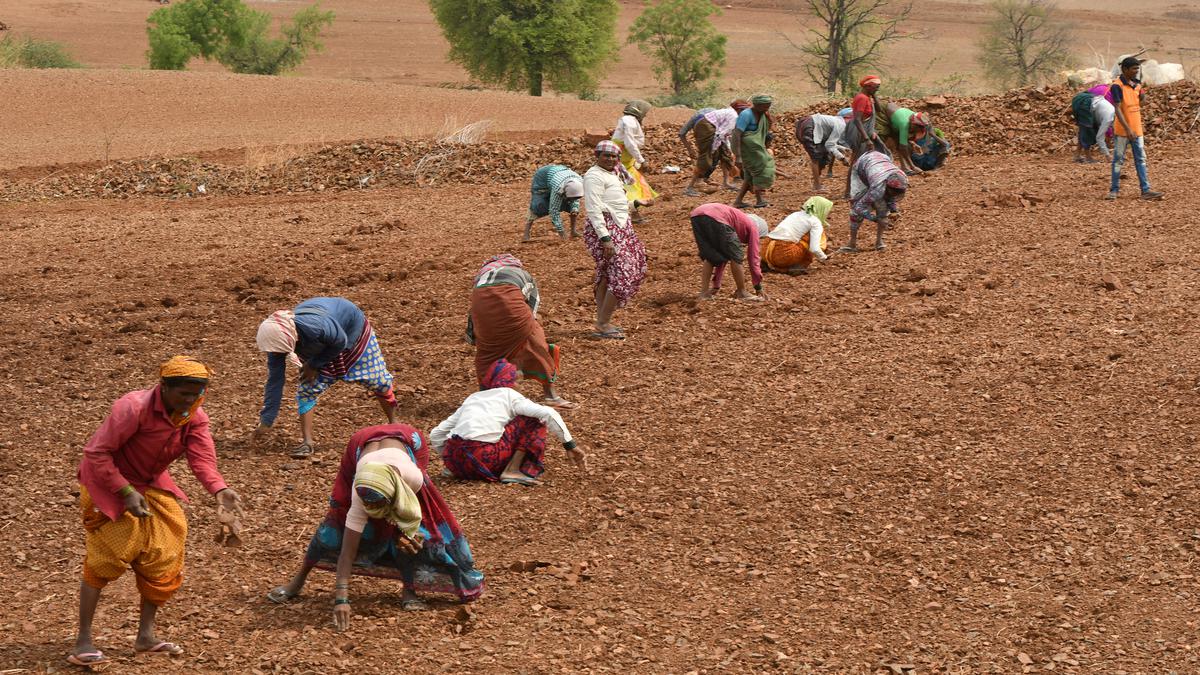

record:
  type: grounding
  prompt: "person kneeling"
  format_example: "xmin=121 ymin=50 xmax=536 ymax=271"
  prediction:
xmin=432 ymin=360 xmax=586 ymax=486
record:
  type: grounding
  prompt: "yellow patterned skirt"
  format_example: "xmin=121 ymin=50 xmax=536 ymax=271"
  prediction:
xmin=80 ymin=484 xmax=187 ymax=605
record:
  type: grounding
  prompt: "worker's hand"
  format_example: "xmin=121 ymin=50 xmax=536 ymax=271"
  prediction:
xmin=640 ymin=161 xmax=652 ymax=173
xmin=216 ymin=488 xmax=243 ymax=519
xmin=839 ymin=156 xmax=850 ymax=166
xmin=123 ymin=490 xmax=151 ymax=518
xmin=566 ymin=446 xmax=589 ymax=473
xmin=602 ymin=241 xmax=616 ymax=259
xmin=252 ymin=423 xmax=272 ymax=446
xmin=395 ymin=532 xmax=424 ymax=556
xmin=299 ymin=365 xmax=318 ymax=384
xmin=878 ymin=216 xmax=892 ymax=230
xmin=333 ymin=602 xmax=352 ymax=632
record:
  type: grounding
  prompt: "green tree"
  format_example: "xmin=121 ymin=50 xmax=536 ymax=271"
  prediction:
xmin=628 ymin=0 xmax=726 ymax=96
xmin=146 ymin=0 xmax=334 ymax=75
xmin=977 ymin=0 xmax=1075 ymax=87
xmin=429 ymin=0 xmax=619 ymax=97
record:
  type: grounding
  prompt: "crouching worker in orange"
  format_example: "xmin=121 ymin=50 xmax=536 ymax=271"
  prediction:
xmin=69 ymin=356 xmax=242 ymax=668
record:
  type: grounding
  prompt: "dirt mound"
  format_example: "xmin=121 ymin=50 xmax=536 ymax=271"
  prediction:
xmin=4 ymin=81 xmax=1198 ymax=202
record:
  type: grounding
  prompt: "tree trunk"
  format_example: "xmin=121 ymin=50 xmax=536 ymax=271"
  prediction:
xmin=528 ymin=63 xmax=543 ymax=97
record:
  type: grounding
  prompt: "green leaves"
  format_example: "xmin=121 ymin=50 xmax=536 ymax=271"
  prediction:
xmin=146 ymin=0 xmax=334 ymax=75
xmin=628 ymin=0 xmax=726 ymax=96
xmin=429 ymin=0 xmax=619 ymax=96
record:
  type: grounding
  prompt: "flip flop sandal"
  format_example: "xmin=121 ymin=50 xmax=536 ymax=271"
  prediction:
xmin=682 ymin=188 xmax=702 ymax=197
xmin=136 ymin=641 xmax=183 ymax=656
xmin=837 ymin=246 xmax=860 ymax=254
xmin=401 ymin=597 xmax=429 ymax=611
xmin=731 ymin=202 xmax=749 ymax=209
xmin=875 ymin=243 xmax=888 ymax=251
xmin=589 ymin=330 xmax=625 ymax=340
xmin=67 ymin=651 xmax=108 ymax=668
xmin=500 ymin=475 xmax=542 ymax=487
xmin=542 ymin=397 xmax=580 ymax=410
xmin=266 ymin=586 xmax=298 ymax=604
xmin=753 ymin=201 xmax=770 ymax=208
xmin=289 ymin=442 xmax=315 ymax=459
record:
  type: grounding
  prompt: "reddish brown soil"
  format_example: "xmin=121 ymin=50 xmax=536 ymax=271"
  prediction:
xmin=2 ymin=91 xmax=1200 ymax=673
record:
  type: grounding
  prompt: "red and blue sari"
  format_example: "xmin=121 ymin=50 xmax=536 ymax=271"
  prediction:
xmin=303 ymin=423 xmax=484 ymax=601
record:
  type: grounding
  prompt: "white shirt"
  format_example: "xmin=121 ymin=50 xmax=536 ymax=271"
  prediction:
xmin=345 ymin=447 xmax=424 ymax=533
xmin=583 ymin=165 xmax=628 ymax=239
xmin=612 ymin=114 xmax=646 ymax=164
xmin=430 ymin=388 xmax=573 ymax=452
xmin=1091 ymin=96 xmax=1115 ymax=155
xmin=767 ymin=211 xmax=828 ymax=260
xmin=702 ymin=108 xmax=739 ymax=150
xmin=810 ymin=114 xmax=848 ymax=161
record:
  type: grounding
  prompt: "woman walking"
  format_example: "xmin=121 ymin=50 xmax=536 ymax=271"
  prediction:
xmin=582 ymin=140 xmax=648 ymax=340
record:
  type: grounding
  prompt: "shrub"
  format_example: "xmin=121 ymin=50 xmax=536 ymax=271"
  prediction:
xmin=0 ymin=34 xmax=82 ymax=69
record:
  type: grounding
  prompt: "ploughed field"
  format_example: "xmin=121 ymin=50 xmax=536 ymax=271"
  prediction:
xmin=1 ymin=95 xmax=1199 ymax=672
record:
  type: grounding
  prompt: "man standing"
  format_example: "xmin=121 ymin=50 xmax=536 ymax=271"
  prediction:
xmin=71 ymin=356 xmax=242 ymax=667
xmin=1106 ymin=56 xmax=1164 ymax=200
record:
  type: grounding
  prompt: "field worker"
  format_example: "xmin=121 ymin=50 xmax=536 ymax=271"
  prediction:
xmin=796 ymin=113 xmax=849 ymax=192
xmin=524 ymin=164 xmax=584 ymax=240
xmin=432 ymin=359 xmax=587 ymax=486
xmin=882 ymin=107 xmax=931 ymax=174
xmin=683 ymin=100 xmax=748 ymax=196
xmin=912 ymin=127 xmax=952 ymax=171
xmin=843 ymin=75 xmax=885 ymax=198
xmin=612 ymin=99 xmax=659 ymax=222
xmin=841 ymin=151 xmax=908 ymax=253
xmin=690 ymin=202 xmax=767 ymax=301
xmin=761 ymin=196 xmax=834 ymax=275
xmin=466 ymin=253 xmax=575 ymax=409
xmin=731 ymin=94 xmax=776 ymax=209
xmin=1106 ymin=56 xmax=1163 ymax=201
xmin=254 ymin=297 xmax=398 ymax=458
xmin=266 ymin=423 xmax=484 ymax=627
xmin=71 ymin=356 xmax=242 ymax=667
xmin=582 ymin=140 xmax=648 ymax=340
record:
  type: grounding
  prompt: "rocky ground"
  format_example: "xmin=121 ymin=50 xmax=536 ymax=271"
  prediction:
xmin=1 ymin=91 xmax=1199 ymax=673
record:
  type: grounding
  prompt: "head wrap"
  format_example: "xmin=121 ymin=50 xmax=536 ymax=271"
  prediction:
xmin=837 ymin=107 xmax=853 ymax=118
xmin=730 ymin=99 xmax=752 ymax=112
xmin=803 ymin=196 xmax=835 ymax=226
xmin=595 ymin=140 xmax=621 ymax=156
xmin=160 ymin=355 xmax=211 ymax=381
xmin=257 ymin=310 xmax=297 ymax=354
xmin=159 ymin=355 xmax=211 ymax=427
xmin=748 ymin=214 xmax=769 ymax=238
xmin=353 ymin=463 xmax=422 ymax=538
xmin=475 ymin=253 xmax=522 ymax=284
xmin=750 ymin=94 xmax=773 ymax=106
xmin=885 ymin=171 xmax=909 ymax=192
xmin=859 ymin=75 xmax=882 ymax=87
xmin=623 ymin=99 xmax=652 ymax=122
xmin=481 ymin=359 xmax=518 ymax=390
xmin=562 ymin=178 xmax=584 ymax=199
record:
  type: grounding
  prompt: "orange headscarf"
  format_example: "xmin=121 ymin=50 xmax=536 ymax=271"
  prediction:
xmin=159 ymin=355 xmax=211 ymax=427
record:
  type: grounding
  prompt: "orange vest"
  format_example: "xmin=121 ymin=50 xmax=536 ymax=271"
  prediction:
xmin=1112 ymin=78 xmax=1143 ymax=138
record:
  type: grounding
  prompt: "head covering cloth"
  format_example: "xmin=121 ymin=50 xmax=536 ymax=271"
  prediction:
xmin=803 ymin=196 xmax=835 ymax=226
xmin=750 ymin=94 xmax=773 ymax=106
xmin=730 ymin=99 xmax=752 ymax=112
xmin=481 ymin=359 xmax=519 ymax=390
xmin=159 ymin=355 xmax=211 ymax=427
xmin=257 ymin=310 xmax=297 ymax=353
xmin=623 ymin=99 xmax=652 ymax=122
xmin=748 ymin=214 xmax=769 ymax=238
xmin=885 ymin=171 xmax=909 ymax=192
xmin=595 ymin=140 xmax=621 ymax=156
xmin=353 ymin=463 xmax=422 ymax=538
xmin=475 ymin=253 xmax=523 ymax=284
xmin=562 ymin=178 xmax=584 ymax=199
xmin=859 ymin=75 xmax=882 ymax=87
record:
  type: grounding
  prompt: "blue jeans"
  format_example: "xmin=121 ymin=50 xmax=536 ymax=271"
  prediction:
xmin=1110 ymin=135 xmax=1151 ymax=193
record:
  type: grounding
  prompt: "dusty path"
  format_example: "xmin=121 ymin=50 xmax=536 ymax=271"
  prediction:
xmin=0 ymin=143 xmax=1197 ymax=672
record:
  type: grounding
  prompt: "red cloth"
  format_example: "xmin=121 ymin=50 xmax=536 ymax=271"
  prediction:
xmin=689 ymin=203 xmax=763 ymax=287
xmin=441 ymin=416 xmax=548 ymax=481
xmin=78 ymin=385 xmax=227 ymax=522
xmin=852 ymin=92 xmax=874 ymax=119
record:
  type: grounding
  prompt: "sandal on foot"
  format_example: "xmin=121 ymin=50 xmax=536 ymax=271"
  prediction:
xmin=290 ymin=442 xmax=315 ymax=459
xmin=874 ymin=243 xmax=888 ymax=251
xmin=837 ymin=246 xmax=860 ymax=254
xmin=136 ymin=641 xmax=183 ymax=656
xmin=589 ymin=329 xmax=625 ymax=340
xmin=500 ymin=475 xmax=542 ymax=487
xmin=731 ymin=202 xmax=749 ymax=209
xmin=753 ymin=201 xmax=770 ymax=208
xmin=542 ymin=397 xmax=579 ymax=410
xmin=267 ymin=586 xmax=298 ymax=604
xmin=67 ymin=651 xmax=108 ymax=668
xmin=401 ymin=597 xmax=429 ymax=611
xmin=682 ymin=188 xmax=702 ymax=197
